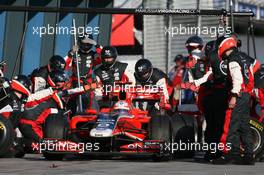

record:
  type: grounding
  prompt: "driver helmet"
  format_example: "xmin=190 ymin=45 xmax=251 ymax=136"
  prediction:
xmin=113 ymin=101 xmax=130 ymax=112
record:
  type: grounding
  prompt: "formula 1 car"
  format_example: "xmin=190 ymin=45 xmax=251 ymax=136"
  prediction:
xmin=41 ymin=83 xmax=197 ymax=161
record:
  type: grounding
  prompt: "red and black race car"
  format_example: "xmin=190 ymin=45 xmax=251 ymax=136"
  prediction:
xmin=40 ymin=83 xmax=198 ymax=161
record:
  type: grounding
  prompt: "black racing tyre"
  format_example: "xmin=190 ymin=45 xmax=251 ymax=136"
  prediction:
xmin=43 ymin=113 xmax=69 ymax=160
xmin=249 ymin=118 xmax=264 ymax=159
xmin=148 ymin=115 xmax=173 ymax=161
xmin=0 ymin=115 xmax=15 ymax=157
xmin=170 ymin=113 xmax=198 ymax=158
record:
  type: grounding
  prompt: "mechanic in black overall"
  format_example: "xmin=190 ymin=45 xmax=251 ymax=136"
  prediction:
xmin=212 ymin=36 xmax=254 ymax=165
xmin=0 ymin=75 xmax=32 ymax=156
xmin=93 ymin=46 xmax=134 ymax=108
xmin=1 ymin=75 xmax=31 ymax=128
xmin=134 ymin=58 xmax=170 ymax=115
xmin=202 ymin=40 xmax=229 ymax=160
xmin=65 ymin=33 xmax=101 ymax=113
xmin=30 ymin=55 xmax=66 ymax=93
xmin=204 ymin=34 xmax=261 ymax=161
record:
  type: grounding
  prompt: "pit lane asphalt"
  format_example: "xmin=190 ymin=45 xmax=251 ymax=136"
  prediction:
xmin=0 ymin=154 xmax=263 ymax=175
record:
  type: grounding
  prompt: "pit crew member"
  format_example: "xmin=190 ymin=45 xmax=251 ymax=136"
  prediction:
xmin=93 ymin=46 xmax=134 ymax=107
xmin=30 ymin=55 xmax=66 ymax=92
xmin=181 ymin=35 xmax=213 ymax=111
xmin=65 ymin=34 xmax=101 ymax=113
xmin=168 ymin=54 xmax=186 ymax=108
xmin=213 ymin=36 xmax=254 ymax=165
xmin=134 ymin=58 xmax=170 ymax=114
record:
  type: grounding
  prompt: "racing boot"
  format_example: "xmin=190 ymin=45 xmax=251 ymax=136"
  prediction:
xmin=204 ymin=151 xmax=222 ymax=162
xmin=233 ymin=154 xmax=255 ymax=165
xmin=212 ymin=153 xmax=240 ymax=165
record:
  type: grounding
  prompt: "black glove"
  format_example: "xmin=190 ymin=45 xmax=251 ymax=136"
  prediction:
xmin=57 ymin=89 xmax=68 ymax=97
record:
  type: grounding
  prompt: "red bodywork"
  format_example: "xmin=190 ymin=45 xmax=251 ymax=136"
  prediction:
xmin=43 ymin=85 xmax=167 ymax=154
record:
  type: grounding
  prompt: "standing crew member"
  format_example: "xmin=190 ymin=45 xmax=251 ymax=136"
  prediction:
xmin=168 ymin=54 xmax=186 ymax=108
xmin=203 ymin=40 xmax=229 ymax=160
xmin=181 ymin=35 xmax=213 ymax=110
xmin=213 ymin=36 xmax=254 ymax=165
xmin=65 ymin=33 xmax=101 ymax=112
xmin=94 ymin=46 xmax=134 ymax=107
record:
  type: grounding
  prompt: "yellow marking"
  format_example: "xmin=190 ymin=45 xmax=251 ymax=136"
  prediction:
xmin=250 ymin=120 xmax=264 ymax=132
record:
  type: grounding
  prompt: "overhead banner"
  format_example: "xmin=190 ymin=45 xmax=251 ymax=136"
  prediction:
xmin=111 ymin=14 xmax=134 ymax=46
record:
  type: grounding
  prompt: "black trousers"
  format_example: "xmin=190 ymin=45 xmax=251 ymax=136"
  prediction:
xmin=221 ymin=92 xmax=253 ymax=156
xmin=203 ymin=87 xmax=228 ymax=146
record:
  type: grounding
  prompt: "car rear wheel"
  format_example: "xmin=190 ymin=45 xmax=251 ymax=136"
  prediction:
xmin=249 ymin=118 xmax=264 ymax=159
xmin=0 ymin=115 xmax=15 ymax=157
xmin=148 ymin=114 xmax=173 ymax=161
xmin=170 ymin=113 xmax=198 ymax=158
xmin=43 ymin=113 xmax=69 ymax=160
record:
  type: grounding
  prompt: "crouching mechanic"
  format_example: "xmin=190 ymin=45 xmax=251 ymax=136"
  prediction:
xmin=1 ymin=75 xmax=32 ymax=128
xmin=93 ymin=46 xmax=134 ymax=108
xmin=134 ymin=58 xmax=170 ymax=115
xmin=19 ymin=70 xmax=96 ymax=150
xmin=19 ymin=70 xmax=69 ymax=150
xmin=213 ymin=36 xmax=254 ymax=165
xmin=30 ymin=55 xmax=66 ymax=92
xmin=0 ymin=75 xmax=31 ymax=156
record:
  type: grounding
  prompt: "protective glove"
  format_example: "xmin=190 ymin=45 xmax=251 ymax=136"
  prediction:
xmin=57 ymin=89 xmax=68 ymax=98
xmin=160 ymin=101 xmax=171 ymax=111
xmin=181 ymin=82 xmax=192 ymax=89
xmin=186 ymin=59 xmax=196 ymax=69
xmin=181 ymin=82 xmax=199 ymax=92
xmin=71 ymin=45 xmax=79 ymax=53
xmin=189 ymin=83 xmax=199 ymax=92
xmin=83 ymin=82 xmax=98 ymax=91
xmin=159 ymin=95 xmax=171 ymax=111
